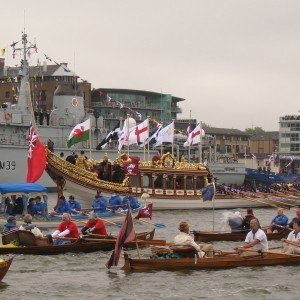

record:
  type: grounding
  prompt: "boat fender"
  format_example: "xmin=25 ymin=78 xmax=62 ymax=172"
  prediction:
xmin=5 ymin=112 xmax=12 ymax=120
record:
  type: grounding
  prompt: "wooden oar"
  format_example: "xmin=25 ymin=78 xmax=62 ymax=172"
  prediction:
xmin=255 ymin=192 xmax=298 ymax=208
xmin=242 ymin=195 xmax=279 ymax=208
xmin=214 ymin=250 xmax=238 ymax=255
xmin=268 ymin=224 xmax=293 ymax=231
xmin=229 ymin=191 xmax=280 ymax=208
xmin=275 ymin=191 xmax=299 ymax=199
xmin=71 ymin=217 xmax=119 ymax=227
xmin=108 ymin=209 xmax=166 ymax=228
xmin=283 ymin=240 xmax=300 ymax=248
xmin=85 ymin=233 xmax=168 ymax=246
xmin=236 ymin=247 xmax=298 ymax=257
xmin=53 ymin=236 xmax=79 ymax=241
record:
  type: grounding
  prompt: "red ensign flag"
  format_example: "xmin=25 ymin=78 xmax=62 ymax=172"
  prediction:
xmin=26 ymin=126 xmax=46 ymax=183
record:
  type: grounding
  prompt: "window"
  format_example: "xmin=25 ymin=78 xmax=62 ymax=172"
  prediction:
xmin=41 ymin=90 xmax=47 ymax=101
xmin=290 ymin=144 xmax=300 ymax=151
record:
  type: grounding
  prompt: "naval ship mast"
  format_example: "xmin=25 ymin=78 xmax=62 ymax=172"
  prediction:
xmin=11 ymin=30 xmax=37 ymax=117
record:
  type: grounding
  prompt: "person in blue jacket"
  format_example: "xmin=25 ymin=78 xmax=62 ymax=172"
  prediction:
xmin=68 ymin=195 xmax=82 ymax=215
xmin=2 ymin=216 xmax=18 ymax=232
xmin=91 ymin=192 xmax=107 ymax=213
xmin=27 ymin=198 xmax=38 ymax=216
xmin=55 ymin=196 xmax=72 ymax=214
xmin=34 ymin=196 xmax=46 ymax=215
xmin=4 ymin=197 xmax=15 ymax=215
xmin=122 ymin=192 xmax=140 ymax=209
xmin=109 ymin=191 xmax=122 ymax=211
xmin=267 ymin=207 xmax=289 ymax=233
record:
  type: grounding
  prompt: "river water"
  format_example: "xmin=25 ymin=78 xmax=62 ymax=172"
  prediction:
xmin=0 ymin=194 xmax=299 ymax=300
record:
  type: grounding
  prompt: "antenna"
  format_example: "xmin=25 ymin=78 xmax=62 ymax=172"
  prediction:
xmin=23 ymin=9 xmax=26 ymax=34
xmin=74 ymin=51 xmax=77 ymax=96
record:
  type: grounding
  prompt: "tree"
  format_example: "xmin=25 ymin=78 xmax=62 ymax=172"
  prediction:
xmin=245 ymin=126 xmax=265 ymax=135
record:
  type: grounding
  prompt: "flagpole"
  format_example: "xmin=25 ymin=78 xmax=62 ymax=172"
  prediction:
xmin=26 ymin=82 xmax=38 ymax=132
xmin=160 ymin=122 xmax=163 ymax=156
xmin=127 ymin=114 xmax=130 ymax=156
xmin=212 ymin=180 xmax=216 ymax=231
xmin=171 ymin=119 xmax=174 ymax=156
xmin=199 ymin=121 xmax=202 ymax=163
xmin=131 ymin=208 xmax=141 ymax=258
xmin=188 ymin=110 xmax=191 ymax=163
xmin=89 ymin=117 xmax=92 ymax=159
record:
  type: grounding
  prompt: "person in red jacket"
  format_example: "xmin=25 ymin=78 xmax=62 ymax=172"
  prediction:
xmin=52 ymin=213 xmax=80 ymax=245
xmin=81 ymin=212 xmax=107 ymax=236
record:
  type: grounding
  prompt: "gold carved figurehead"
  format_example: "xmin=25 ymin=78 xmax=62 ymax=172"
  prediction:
xmin=161 ymin=153 xmax=176 ymax=168
xmin=151 ymin=153 xmax=176 ymax=169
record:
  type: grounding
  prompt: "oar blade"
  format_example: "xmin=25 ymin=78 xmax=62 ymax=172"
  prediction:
xmin=153 ymin=223 xmax=166 ymax=228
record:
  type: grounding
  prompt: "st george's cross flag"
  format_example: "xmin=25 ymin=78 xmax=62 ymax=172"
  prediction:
xmin=67 ymin=119 xmax=90 ymax=148
xmin=27 ymin=126 xmax=46 ymax=183
xmin=128 ymin=119 xmax=149 ymax=145
xmin=183 ymin=124 xmax=205 ymax=147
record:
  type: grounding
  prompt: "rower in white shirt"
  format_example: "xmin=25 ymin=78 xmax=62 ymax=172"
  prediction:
xmin=282 ymin=218 xmax=300 ymax=254
xmin=242 ymin=218 xmax=269 ymax=252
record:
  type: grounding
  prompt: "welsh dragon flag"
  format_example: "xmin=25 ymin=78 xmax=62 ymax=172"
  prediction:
xmin=67 ymin=119 xmax=90 ymax=148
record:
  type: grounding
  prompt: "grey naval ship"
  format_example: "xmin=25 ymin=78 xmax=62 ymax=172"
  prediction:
xmin=0 ymin=32 xmax=154 ymax=190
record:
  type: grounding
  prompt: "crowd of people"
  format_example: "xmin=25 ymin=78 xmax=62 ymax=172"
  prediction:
xmin=216 ymin=181 xmax=300 ymax=196
xmin=60 ymin=151 xmax=124 ymax=183
xmin=2 ymin=190 xmax=141 ymax=218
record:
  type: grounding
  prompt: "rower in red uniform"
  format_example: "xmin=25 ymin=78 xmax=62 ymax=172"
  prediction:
xmin=52 ymin=213 xmax=80 ymax=244
xmin=81 ymin=212 xmax=107 ymax=236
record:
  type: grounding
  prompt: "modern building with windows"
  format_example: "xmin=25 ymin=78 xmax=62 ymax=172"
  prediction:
xmin=91 ymin=88 xmax=184 ymax=132
xmin=279 ymin=114 xmax=300 ymax=174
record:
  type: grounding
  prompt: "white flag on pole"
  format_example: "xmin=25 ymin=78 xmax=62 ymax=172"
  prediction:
xmin=155 ymin=121 xmax=174 ymax=147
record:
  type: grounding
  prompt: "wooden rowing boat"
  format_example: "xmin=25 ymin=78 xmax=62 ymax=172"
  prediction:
xmin=122 ymin=251 xmax=300 ymax=271
xmin=0 ymin=257 xmax=13 ymax=281
xmin=0 ymin=228 xmax=158 ymax=255
xmin=192 ymin=229 xmax=289 ymax=242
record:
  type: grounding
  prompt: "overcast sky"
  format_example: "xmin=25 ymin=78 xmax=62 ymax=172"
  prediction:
xmin=1 ymin=0 xmax=300 ymax=131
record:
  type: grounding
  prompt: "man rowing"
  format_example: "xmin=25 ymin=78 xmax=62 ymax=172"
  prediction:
xmin=239 ymin=218 xmax=268 ymax=254
xmin=51 ymin=213 xmax=80 ymax=245
xmin=288 ymin=208 xmax=300 ymax=228
xmin=267 ymin=208 xmax=288 ymax=233
xmin=81 ymin=212 xmax=107 ymax=236
xmin=282 ymin=218 xmax=300 ymax=254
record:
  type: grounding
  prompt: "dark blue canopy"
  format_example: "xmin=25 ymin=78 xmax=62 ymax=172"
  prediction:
xmin=0 ymin=183 xmax=48 ymax=196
